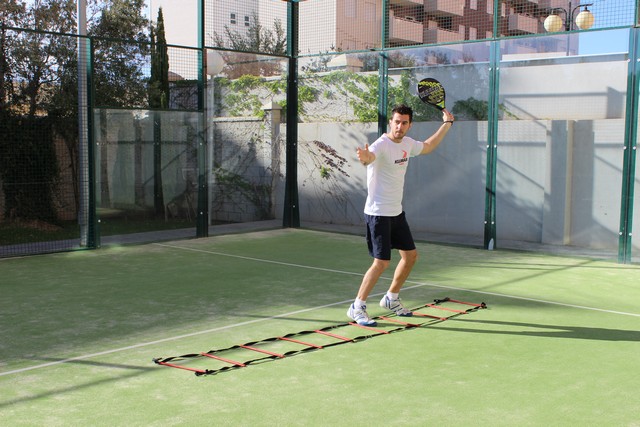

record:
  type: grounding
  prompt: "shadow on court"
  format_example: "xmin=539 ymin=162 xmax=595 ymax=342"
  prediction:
xmin=430 ymin=318 xmax=640 ymax=342
xmin=0 ymin=357 xmax=155 ymax=409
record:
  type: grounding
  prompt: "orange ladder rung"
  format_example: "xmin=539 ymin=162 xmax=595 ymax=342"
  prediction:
xmin=240 ymin=345 xmax=285 ymax=358
xmin=200 ymin=352 xmax=246 ymax=367
xmin=379 ymin=316 xmax=420 ymax=327
xmin=278 ymin=336 xmax=324 ymax=349
xmin=348 ymin=322 xmax=390 ymax=334
xmin=412 ymin=312 xmax=447 ymax=321
xmin=314 ymin=329 xmax=353 ymax=341
xmin=156 ymin=360 xmax=208 ymax=374
xmin=446 ymin=298 xmax=487 ymax=308
xmin=426 ymin=303 xmax=467 ymax=314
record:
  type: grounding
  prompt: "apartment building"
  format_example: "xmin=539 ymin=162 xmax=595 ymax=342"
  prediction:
xmin=208 ymin=0 xmax=576 ymax=57
xmin=296 ymin=0 xmax=576 ymax=56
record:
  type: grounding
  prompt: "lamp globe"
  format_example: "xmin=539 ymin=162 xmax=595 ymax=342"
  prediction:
xmin=544 ymin=14 xmax=564 ymax=32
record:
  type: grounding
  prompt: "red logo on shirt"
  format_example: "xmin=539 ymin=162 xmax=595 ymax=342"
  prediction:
xmin=394 ymin=150 xmax=408 ymax=165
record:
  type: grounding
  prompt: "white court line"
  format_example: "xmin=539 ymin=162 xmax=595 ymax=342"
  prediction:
xmin=157 ymin=243 xmax=640 ymax=318
xmin=0 ymin=299 xmax=355 ymax=378
xmin=403 ymin=279 xmax=640 ymax=318
xmin=155 ymin=243 xmax=370 ymax=277
xmin=2 ymin=243 xmax=638 ymax=377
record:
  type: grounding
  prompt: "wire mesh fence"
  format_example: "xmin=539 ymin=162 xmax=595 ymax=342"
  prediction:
xmin=296 ymin=0 xmax=635 ymax=56
xmin=0 ymin=28 xmax=82 ymax=256
xmin=1 ymin=0 xmax=638 ymax=260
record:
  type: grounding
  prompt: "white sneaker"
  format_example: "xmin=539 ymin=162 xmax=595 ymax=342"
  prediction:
xmin=380 ymin=295 xmax=413 ymax=317
xmin=347 ymin=304 xmax=377 ymax=326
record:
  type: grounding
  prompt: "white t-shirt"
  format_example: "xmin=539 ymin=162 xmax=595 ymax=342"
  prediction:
xmin=364 ymin=134 xmax=424 ymax=216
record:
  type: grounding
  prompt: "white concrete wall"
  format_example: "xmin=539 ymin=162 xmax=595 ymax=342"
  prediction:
xmin=295 ymin=118 xmax=637 ymax=252
xmin=214 ymin=52 xmax=636 ymax=254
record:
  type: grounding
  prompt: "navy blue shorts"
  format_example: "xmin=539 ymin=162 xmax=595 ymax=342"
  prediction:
xmin=365 ymin=212 xmax=416 ymax=260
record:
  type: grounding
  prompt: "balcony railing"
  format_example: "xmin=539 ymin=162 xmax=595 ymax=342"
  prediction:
xmin=389 ymin=15 xmax=424 ymax=44
xmin=424 ymin=0 xmax=464 ymax=17
xmin=390 ymin=0 xmax=424 ymax=6
xmin=507 ymin=13 xmax=539 ymax=34
xmin=538 ymin=0 xmax=569 ymax=10
xmin=423 ymin=27 xmax=465 ymax=44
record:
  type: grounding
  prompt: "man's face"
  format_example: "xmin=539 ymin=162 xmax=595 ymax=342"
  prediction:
xmin=388 ymin=113 xmax=412 ymax=141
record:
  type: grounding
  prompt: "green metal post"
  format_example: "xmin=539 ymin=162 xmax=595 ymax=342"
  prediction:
xmin=283 ymin=0 xmax=300 ymax=227
xmin=196 ymin=0 xmax=208 ymax=237
xmin=86 ymin=38 xmax=98 ymax=248
xmin=78 ymin=0 xmax=97 ymax=248
xmin=484 ymin=41 xmax=500 ymax=250
xmin=378 ymin=54 xmax=388 ymax=135
xmin=377 ymin=0 xmax=388 ymax=135
xmin=618 ymin=28 xmax=639 ymax=263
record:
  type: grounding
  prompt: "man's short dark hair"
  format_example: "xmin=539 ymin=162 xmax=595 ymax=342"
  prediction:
xmin=391 ymin=104 xmax=413 ymax=123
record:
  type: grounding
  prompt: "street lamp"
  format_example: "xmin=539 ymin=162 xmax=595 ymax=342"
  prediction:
xmin=206 ymin=50 xmax=225 ymax=76
xmin=544 ymin=2 xmax=595 ymax=32
xmin=206 ymin=50 xmax=225 ymax=226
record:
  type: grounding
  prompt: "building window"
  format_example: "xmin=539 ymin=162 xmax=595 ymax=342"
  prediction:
xmin=245 ymin=16 xmax=250 ymax=27
xmin=230 ymin=13 xmax=236 ymax=25
xmin=437 ymin=16 xmax=453 ymax=31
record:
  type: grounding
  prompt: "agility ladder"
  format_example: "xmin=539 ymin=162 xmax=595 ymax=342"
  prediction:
xmin=153 ymin=297 xmax=487 ymax=376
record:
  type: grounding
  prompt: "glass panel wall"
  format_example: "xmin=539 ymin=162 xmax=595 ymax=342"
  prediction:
xmin=496 ymin=32 xmax=629 ymax=257
xmin=208 ymin=52 xmax=287 ymax=226
xmin=94 ymin=110 xmax=202 ymax=244
xmin=400 ymin=42 xmax=491 ymax=244
xmin=295 ymin=52 xmax=373 ymax=226
xmin=296 ymin=42 xmax=490 ymax=245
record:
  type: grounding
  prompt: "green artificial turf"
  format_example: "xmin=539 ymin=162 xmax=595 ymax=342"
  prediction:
xmin=1 ymin=229 xmax=639 ymax=426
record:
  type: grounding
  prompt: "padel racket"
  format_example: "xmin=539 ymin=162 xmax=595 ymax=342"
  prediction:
xmin=417 ymin=77 xmax=446 ymax=110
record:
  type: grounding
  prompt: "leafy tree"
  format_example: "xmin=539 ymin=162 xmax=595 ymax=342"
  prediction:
xmin=0 ymin=0 xmax=26 ymax=112
xmin=214 ymin=12 xmax=286 ymax=55
xmin=420 ymin=49 xmax=452 ymax=65
xmin=212 ymin=13 xmax=286 ymax=78
xmin=148 ymin=8 xmax=169 ymax=217
xmin=300 ymin=51 xmax=333 ymax=73
xmin=354 ymin=50 xmax=418 ymax=73
xmin=452 ymin=97 xmax=489 ymax=120
xmin=0 ymin=0 xmax=76 ymax=224
xmin=10 ymin=0 xmax=76 ymax=117
xmin=90 ymin=0 xmax=149 ymax=108
xmin=0 ymin=116 xmax=58 ymax=222
xmin=86 ymin=0 xmax=149 ymax=211
xmin=149 ymin=8 xmax=169 ymax=110
xmin=1 ymin=0 xmax=150 ymax=225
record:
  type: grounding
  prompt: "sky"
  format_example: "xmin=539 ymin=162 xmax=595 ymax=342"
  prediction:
xmin=580 ymin=29 xmax=629 ymax=55
xmin=148 ymin=0 xmax=198 ymax=47
xmin=577 ymin=0 xmax=634 ymax=55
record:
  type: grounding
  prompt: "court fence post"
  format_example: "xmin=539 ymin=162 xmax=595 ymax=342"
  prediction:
xmin=618 ymin=28 xmax=639 ymax=263
xmin=483 ymin=41 xmax=500 ymax=251
xmin=283 ymin=0 xmax=300 ymax=228
xmin=377 ymin=0 xmax=389 ymax=135
xmin=196 ymin=0 xmax=209 ymax=237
